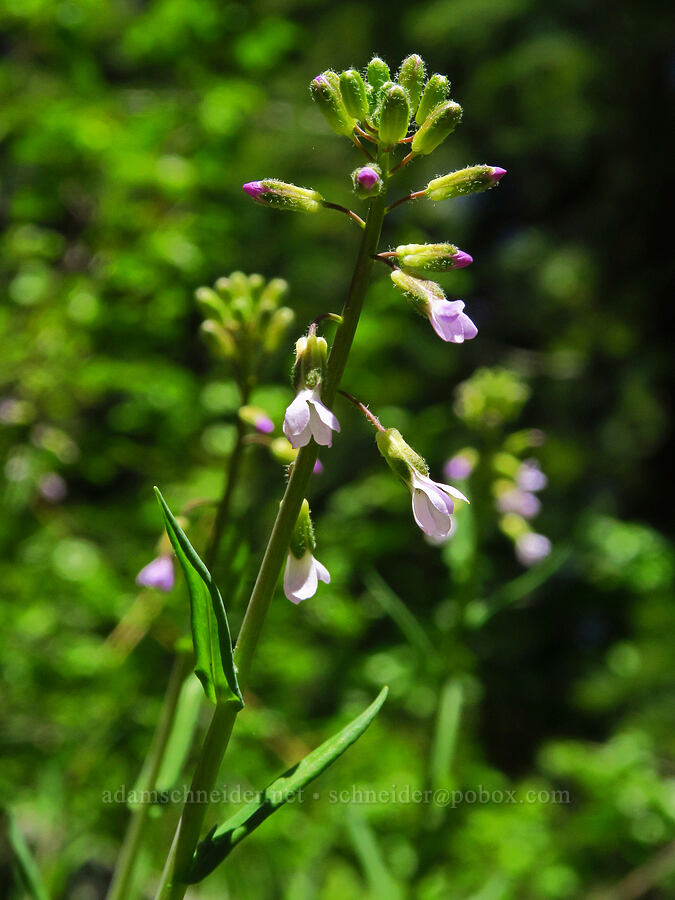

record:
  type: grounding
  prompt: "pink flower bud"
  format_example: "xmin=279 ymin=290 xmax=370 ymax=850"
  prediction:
xmin=490 ymin=167 xmax=507 ymax=182
xmin=242 ymin=181 xmax=266 ymax=199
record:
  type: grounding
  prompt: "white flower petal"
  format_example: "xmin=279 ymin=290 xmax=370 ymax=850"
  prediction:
xmin=283 ymin=551 xmax=316 ymax=604
xmin=309 ymin=389 xmax=341 ymax=433
xmin=412 ymin=489 xmax=452 ymax=537
xmin=436 ymin=483 xmax=470 ymax=504
xmin=308 ymin=403 xmax=334 ymax=447
xmin=283 ymin=390 xmax=311 ymax=438
xmin=313 ymin=558 xmax=331 ymax=585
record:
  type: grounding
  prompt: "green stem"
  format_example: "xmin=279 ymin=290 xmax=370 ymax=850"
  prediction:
xmin=107 ymin=395 xmax=249 ymax=900
xmin=106 ymin=652 xmax=192 ymax=900
xmin=153 ymin=182 xmax=389 ymax=900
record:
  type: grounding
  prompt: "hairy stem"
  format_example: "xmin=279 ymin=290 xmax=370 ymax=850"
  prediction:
xmin=153 ymin=175 xmax=389 ymax=900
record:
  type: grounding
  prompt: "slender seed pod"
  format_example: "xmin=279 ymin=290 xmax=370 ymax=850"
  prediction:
xmin=415 ymin=74 xmax=450 ymax=126
xmin=425 ymin=165 xmax=507 ymax=200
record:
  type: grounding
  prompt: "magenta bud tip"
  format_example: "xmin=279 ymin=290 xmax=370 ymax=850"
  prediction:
xmin=255 ymin=416 xmax=275 ymax=434
xmin=243 ymin=181 xmax=265 ymax=199
xmin=490 ymin=167 xmax=507 ymax=182
xmin=313 ymin=74 xmax=327 ymax=86
xmin=356 ymin=167 xmax=379 ymax=190
xmin=452 ymin=250 xmax=473 ymax=268
xmin=313 ymin=460 xmax=324 ymax=475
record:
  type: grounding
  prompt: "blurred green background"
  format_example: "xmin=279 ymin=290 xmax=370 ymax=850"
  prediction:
xmin=1 ymin=0 xmax=673 ymax=898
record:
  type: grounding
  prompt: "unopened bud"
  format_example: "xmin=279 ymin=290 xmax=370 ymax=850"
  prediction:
xmin=376 ymin=427 xmax=428 ymax=487
xmin=412 ymin=101 xmax=463 ymax=155
xmin=352 ymin=164 xmax=383 ymax=198
xmin=415 ymin=74 xmax=450 ymax=126
xmin=309 ymin=71 xmax=357 ymax=137
xmin=394 ymin=243 xmax=473 ymax=272
xmin=366 ymin=57 xmax=391 ymax=117
xmin=194 ymin=286 xmax=228 ymax=323
xmin=242 ymin=179 xmax=323 ymax=213
xmin=377 ymin=82 xmax=411 ymax=146
xmin=200 ymin=320 xmax=236 ymax=358
xmin=270 ymin=437 xmax=297 ymax=465
xmin=390 ymin=269 xmax=445 ymax=317
xmin=339 ymin=69 xmax=369 ymax=121
xmin=264 ymin=306 xmax=295 ymax=352
xmin=426 ymin=165 xmax=507 ymax=201
xmin=397 ymin=54 xmax=426 ymax=114
xmin=259 ymin=277 xmax=288 ymax=307
xmin=239 ymin=405 xmax=274 ymax=434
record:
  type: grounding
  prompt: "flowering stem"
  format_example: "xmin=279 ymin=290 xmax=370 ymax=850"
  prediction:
xmin=322 ymin=201 xmax=366 ymax=229
xmin=338 ymin=389 xmax=385 ymax=432
xmin=352 ymin=134 xmax=375 ymax=161
xmin=153 ymin=173 xmax=389 ymax=900
xmin=389 ymin=151 xmax=415 ymax=175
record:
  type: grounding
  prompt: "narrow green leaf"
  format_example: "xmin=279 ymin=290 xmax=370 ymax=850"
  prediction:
xmin=2 ymin=809 xmax=50 ymax=900
xmin=155 ymin=488 xmax=243 ymax=708
xmin=346 ymin=809 xmax=404 ymax=900
xmin=187 ymin=687 xmax=389 ymax=883
xmin=365 ymin=569 xmax=438 ymax=662
xmin=430 ymin=677 xmax=463 ymax=790
xmin=155 ymin=673 xmax=204 ymax=792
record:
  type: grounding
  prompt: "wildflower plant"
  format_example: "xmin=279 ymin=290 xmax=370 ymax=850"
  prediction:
xmin=107 ymin=55 xmax=507 ymax=899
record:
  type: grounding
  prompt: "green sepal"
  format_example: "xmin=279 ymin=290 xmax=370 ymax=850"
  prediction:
xmin=376 ymin=427 xmax=428 ymax=487
xmin=186 ymin=687 xmax=389 ymax=883
xmin=289 ymin=498 xmax=315 ymax=558
xmin=155 ymin=488 xmax=243 ymax=709
xmin=412 ymin=101 xmax=463 ymax=155
xmin=415 ymin=73 xmax=450 ymax=126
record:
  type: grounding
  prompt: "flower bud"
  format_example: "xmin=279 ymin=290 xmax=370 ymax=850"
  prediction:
xmin=339 ymin=69 xmax=369 ymax=121
xmin=259 ymin=277 xmax=288 ymax=307
xmin=239 ymin=405 xmax=274 ymax=434
xmin=270 ymin=436 xmax=297 ymax=465
xmin=412 ymin=101 xmax=463 ymax=155
xmin=366 ymin=57 xmax=391 ymax=117
xmin=390 ymin=269 xmax=445 ymax=317
xmin=397 ymin=54 xmax=426 ymax=114
xmin=352 ymin=165 xmax=383 ymax=198
xmin=293 ymin=332 xmax=328 ymax=390
xmin=194 ymin=286 xmax=228 ymax=323
xmin=242 ymin=179 xmax=323 ymax=213
xmin=415 ymin=74 xmax=450 ymax=126
xmin=394 ymin=243 xmax=473 ymax=272
xmin=263 ymin=306 xmax=295 ymax=352
xmin=426 ymin=165 xmax=507 ymax=201
xmin=289 ymin=499 xmax=316 ymax=559
xmin=376 ymin=427 xmax=428 ymax=487
xmin=309 ymin=71 xmax=357 ymax=137
xmin=377 ymin=83 xmax=411 ymax=146
xmin=200 ymin=320 xmax=236 ymax=358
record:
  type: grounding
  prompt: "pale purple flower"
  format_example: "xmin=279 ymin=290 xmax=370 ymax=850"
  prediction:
xmin=427 ymin=298 xmax=478 ymax=344
xmin=515 ymin=533 xmax=551 ymax=567
xmin=283 ymin=386 xmax=340 ymax=449
xmin=410 ymin=470 xmax=469 ymax=539
xmin=242 ymin=181 xmax=266 ymax=200
xmin=497 ymin=488 xmax=541 ymax=519
xmin=490 ymin=166 xmax=507 ymax=182
xmin=136 ymin=555 xmax=175 ymax=592
xmin=356 ymin=167 xmax=380 ymax=190
xmin=254 ymin=414 xmax=274 ymax=434
xmin=39 ymin=472 xmax=67 ymax=503
xmin=283 ymin=550 xmax=330 ymax=604
xmin=444 ymin=453 xmax=475 ymax=481
xmin=517 ymin=459 xmax=547 ymax=492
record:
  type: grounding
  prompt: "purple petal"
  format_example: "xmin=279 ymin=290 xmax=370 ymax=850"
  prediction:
xmin=357 ymin=167 xmax=380 ymax=190
xmin=490 ymin=167 xmax=507 ymax=182
xmin=254 ymin=415 xmax=275 ymax=434
xmin=136 ymin=555 xmax=174 ymax=592
xmin=313 ymin=459 xmax=324 ymax=475
xmin=444 ymin=454 xmax=474 ymax=481
xmin=242 ymin=181 xmax=267 ymax=199
xmin=515 ymin=533 xmax=551 ymax=566
xmin=458 ymin=312 xmax=478 ymax=341
xmin=452 ymin=250 xmax=473 ymax=268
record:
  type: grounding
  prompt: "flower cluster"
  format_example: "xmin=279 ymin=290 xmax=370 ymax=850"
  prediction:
xmin=238 ymin=54 xmax=509 ymax=601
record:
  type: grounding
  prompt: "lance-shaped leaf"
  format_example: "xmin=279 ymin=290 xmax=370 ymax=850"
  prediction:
xmin=155 ymin=488 xmax=243 ymax=708
xmin=187 ymin=686 xmax=389 ymax=883
xmin=1 ymin=809 xmax=50 ymax=900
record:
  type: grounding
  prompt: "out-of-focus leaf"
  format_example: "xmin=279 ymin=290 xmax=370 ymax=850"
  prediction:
xmin=346 ymin=808 xmax=404 ymax=900
xmin=365 ymin=569 xmax=438 ymax=662
xmin=1 ymin=810 xmax=50 ymax=900
xmin=155 ymin=488 xmax=243 ymax=708
xmin=187 ymin=687 xmax=389 ymax=882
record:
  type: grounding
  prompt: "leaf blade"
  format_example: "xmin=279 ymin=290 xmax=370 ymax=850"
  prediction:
xmin=187 ymin=686 xmax=389 ymax=882
xmin=155 ymin=487 xmax=243 ymax=708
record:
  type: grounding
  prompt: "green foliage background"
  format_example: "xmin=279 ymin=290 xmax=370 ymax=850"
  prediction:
xmin=1 ymin=0 xmax=673 ymax=897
